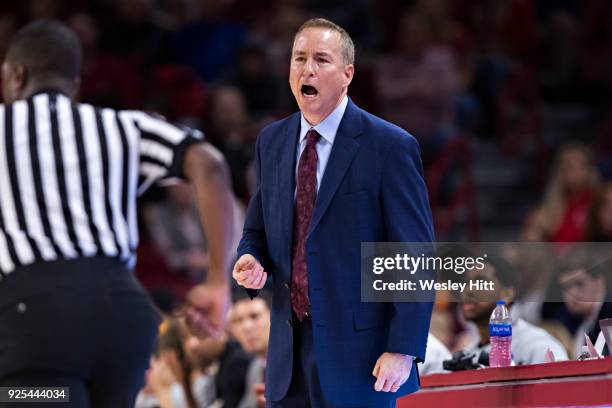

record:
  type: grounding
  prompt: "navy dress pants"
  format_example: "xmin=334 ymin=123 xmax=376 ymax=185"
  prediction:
xmin=268 ymin=314 xmax=396 ymax=408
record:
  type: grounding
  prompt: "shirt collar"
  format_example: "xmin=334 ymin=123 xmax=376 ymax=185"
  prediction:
xmin=299 ymin=95 xmax=348 ymax=145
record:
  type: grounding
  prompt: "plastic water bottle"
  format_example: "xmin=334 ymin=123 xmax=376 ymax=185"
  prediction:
xmin=489 ymin=300 xmax=512 ymax=367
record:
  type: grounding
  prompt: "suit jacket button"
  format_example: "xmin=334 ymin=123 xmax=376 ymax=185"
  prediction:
xmin=286 ymin=319 xmax=292 ymax=327
xmin=284 ymin=282 xmax=290 ymax=289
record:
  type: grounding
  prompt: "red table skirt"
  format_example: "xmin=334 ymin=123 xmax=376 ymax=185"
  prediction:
xmin=399 ymin=357 xmax=612 ymax=407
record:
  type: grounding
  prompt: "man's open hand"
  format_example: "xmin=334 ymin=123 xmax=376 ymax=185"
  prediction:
xmin=372 ymin=352 xmax=413 ymax=392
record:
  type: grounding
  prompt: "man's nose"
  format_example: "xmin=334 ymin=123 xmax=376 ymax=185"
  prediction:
xmin=303 ymin=58 xmax=315 ymax=75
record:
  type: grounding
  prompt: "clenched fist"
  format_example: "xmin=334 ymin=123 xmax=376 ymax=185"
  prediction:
xmin=233 ymin=254 xmax=267 ymax=289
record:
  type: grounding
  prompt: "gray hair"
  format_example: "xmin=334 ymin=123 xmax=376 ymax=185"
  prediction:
xmin=293 ymin=18 xmax=355 ymax=65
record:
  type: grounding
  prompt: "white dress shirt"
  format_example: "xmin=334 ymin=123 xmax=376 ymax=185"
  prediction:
xmin=295 ymin=95 xmax=348 ymax=193
xmin=418 ymin=334 xmax=452 ymax=375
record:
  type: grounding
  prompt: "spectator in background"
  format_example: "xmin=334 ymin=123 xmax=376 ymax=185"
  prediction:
xmin=144 ymin=65 xmax=208 ymax=128
xmin=303 ymin=0 xmax=383 ymax=51
xmin=504 ymin=218 xmax=556 ymax=325
xmin=137 ymin=319 xmax=204 ymax=408
xmin=536 ymin=142 xmax=599 ymax=242
xmin=207 ymin=85 xmax=256 ymax=202
xmin=246 ymin=2 xmax=304 ymax=80
xmin=101 ymin=0 xmax=166 ymax=64
xmin=173 ymin=0 xmax=246 ymax=83
xmin=461 ymin=255 xmax=569 ymax=365
xmin=519 ymin=208 xmax=548 ymax=242
xmin=374 ymin=7 xmax=459 ymax=159
xmin=427 ymin=301 xmax=456 ymax=353
xmin=578 ymin=0 xmax=612 ymax=108
xmin=228 ymin=293 xmax=271 ymax=408
xmin=140 ymin=314 xmax=255 ymax=408
xmin=414 ymin=0 xmax=458 ymax=48
xmin=537 ymin=8 xmax=580 ymax=103
xmin=68 ymin=11 xmax=141 ymax=109
xmin=459 ymin=0 xmax=538 ymax=138
xmin=418 ymin=334 xmax=452 ymax=375
xmin=557 ymin=248 xmax=611 ymax=358
xmin=144 ymin=183 xmax=210 ymax=284
xmin=25 ymin=0 xmax=63 ymax=21
xmin=153 ymin=0 xmax=201 ymax=32
xmin=185 ymin=325 xmax=252 ymax=408
xmin=596 ymin=116 xmax=612 ymax=179
xmin=502 ymin=239 xmax=575 ymax=353
xmin=0 ymin=14 xmax=17 ymax=61
xmin=586 ymin=183 xmax=612 ymax=242
xmin=229 ymin=41 xmax=285 ymax=121
xmin=504 ymin=243 xmax=554 ymax=326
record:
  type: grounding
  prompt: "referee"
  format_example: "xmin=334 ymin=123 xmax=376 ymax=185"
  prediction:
xmin=0 ymin=21 xmax=235 ymax=407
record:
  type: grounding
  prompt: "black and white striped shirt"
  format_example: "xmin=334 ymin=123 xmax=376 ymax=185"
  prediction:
xmin=0 ymin=90 xmax=203 ymax=277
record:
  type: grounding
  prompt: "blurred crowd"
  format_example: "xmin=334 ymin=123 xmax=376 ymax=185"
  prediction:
xmin=1 ymin=0 xmax=611 ymax=406
xmin=135 ymin=292 xmax=271 ymax=408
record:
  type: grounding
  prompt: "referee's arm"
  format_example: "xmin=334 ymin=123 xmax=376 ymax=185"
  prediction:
xmin=182 ymin=141 xmax=235 ymax=337
xmin=182 ymin=142 xmax=234 ymax=285
xmin=133 ymin=111 xmax=235 ymax=337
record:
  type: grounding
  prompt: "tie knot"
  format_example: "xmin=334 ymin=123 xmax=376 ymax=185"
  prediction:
xmin=306 ymin=129 xmax=320 ymax=146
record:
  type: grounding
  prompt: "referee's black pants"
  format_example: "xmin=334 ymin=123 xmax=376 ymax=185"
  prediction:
xmin=0 ymin=257 xmax=160 ymax=407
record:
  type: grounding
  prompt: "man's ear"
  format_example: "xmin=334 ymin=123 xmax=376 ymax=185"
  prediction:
xmin=9 ymin=62 xmax=28 ymax=94
xmin=344 ymin=64 xmax=354 ymax=88
xmin=70 ymin=77 xmax=81 ymax=99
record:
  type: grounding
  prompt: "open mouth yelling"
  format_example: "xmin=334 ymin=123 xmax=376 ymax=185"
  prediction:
xmin=301 ymin=84 xmax=318 ymax=98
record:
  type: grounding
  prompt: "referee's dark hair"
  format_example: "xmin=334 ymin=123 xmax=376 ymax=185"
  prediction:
xmin=2 ymin=20 xmax=82 ymax=103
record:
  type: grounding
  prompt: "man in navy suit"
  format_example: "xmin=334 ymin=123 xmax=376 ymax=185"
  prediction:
xmin=233 ymin=18 xmax=435 ymax=407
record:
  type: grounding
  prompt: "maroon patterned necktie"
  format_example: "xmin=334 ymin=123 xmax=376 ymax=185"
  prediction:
xmin=291 ymin=129 xmax=320 ymax=321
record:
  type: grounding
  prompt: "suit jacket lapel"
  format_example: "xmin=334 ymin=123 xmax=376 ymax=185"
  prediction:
xmin=277 ymin=113 xmax=300 ymax=248
xmin=308 ymin=99 xmax=363 ymax=236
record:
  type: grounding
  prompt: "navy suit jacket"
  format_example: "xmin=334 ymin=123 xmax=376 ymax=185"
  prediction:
xmin=237 ymin=99 xmax=435 ymax=406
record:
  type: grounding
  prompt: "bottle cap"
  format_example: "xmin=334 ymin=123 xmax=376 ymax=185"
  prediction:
xmin=496 ymin=300 xmax=506 ymax=305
